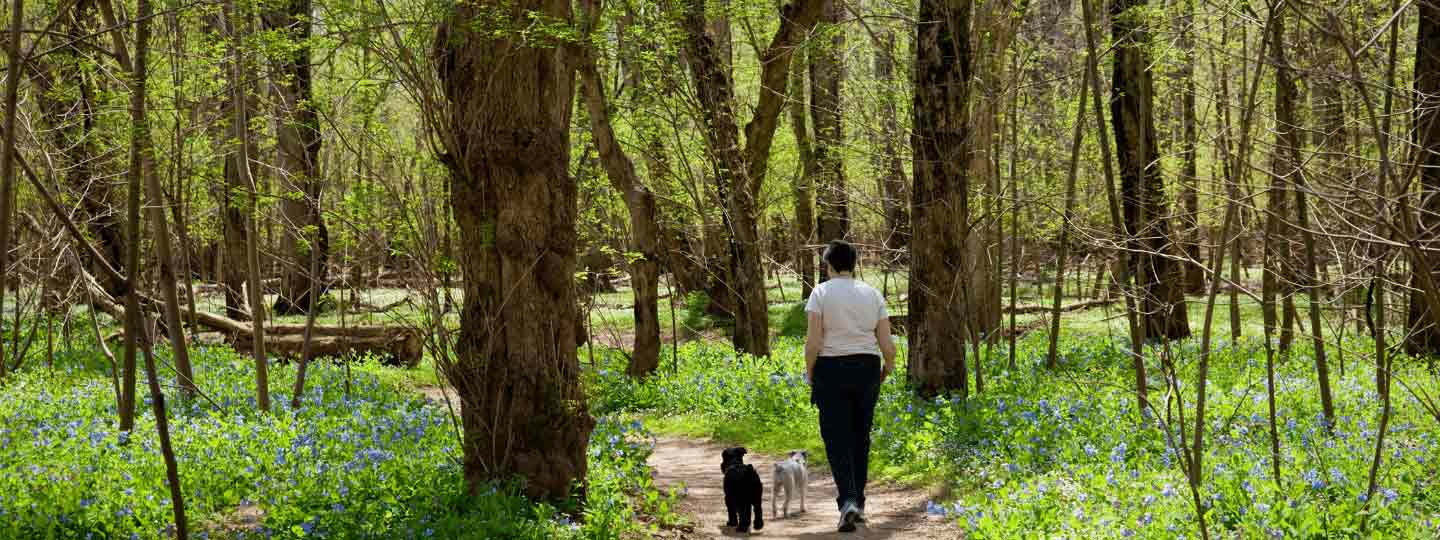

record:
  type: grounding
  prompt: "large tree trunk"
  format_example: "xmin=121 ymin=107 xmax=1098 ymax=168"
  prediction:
xmin=966 ymin=0 xmax=1023 ymax=340
xmin=1111 ymin=0 xmax=1189 ymax=340
xmin=215 ymin=8 xmax=258 ymax=322
xmin=811 ymin=0 xmax=847 ymax=258
xmin=577 ymin=0 xmax=661 ymax=377
xmin=908 ymin=0 xmax=972 ymax=398
xmin=1410 ymin=0 xmax=1440 ymax=356
xmin=790 ymin=49 xmax=817 ymax=298
xmin=679 ymin=0 xmax=823 ymax=357
xmin=265 ymin=0 xmax=328 ymax=316
xmin=434 ymin=0 xmax=593 ymax=499
xmin=874 ymin=29 xmax=909 ymax=259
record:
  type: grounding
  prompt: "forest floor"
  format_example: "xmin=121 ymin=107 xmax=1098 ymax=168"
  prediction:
xmin=646 ymin=437 xmax=957 ymax=539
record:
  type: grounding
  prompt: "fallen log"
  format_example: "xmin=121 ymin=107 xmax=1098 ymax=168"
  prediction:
xmin=887 ymin=315 xmax=1046 ymax=338
xmin=79 ymin=269 xmax=423 ymax=367
xmin=1004 ymin=298 xmax=1116 ymax=315
xmin=233 ymin=330 xmax=422 ymax=367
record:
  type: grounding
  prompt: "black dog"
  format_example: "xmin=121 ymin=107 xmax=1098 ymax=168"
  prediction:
xmin=721 ymin=447 xmax=764 ymax=533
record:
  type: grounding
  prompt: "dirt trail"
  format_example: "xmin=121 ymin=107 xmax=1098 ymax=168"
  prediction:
xmin=647 ymin=437 xmax=959 ymax=539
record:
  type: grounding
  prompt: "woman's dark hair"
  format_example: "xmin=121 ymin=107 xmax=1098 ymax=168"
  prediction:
xmin=824 ymin=240 xmax=857 ymax=273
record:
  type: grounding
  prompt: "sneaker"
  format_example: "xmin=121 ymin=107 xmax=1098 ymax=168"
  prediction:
xmin=838 ymin=501 xmax=861 ymax=532
xmin=855 ymin=507 xmax=866 ymax=523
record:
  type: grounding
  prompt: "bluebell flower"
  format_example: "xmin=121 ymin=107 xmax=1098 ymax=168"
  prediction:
xmin=1329 ymin=467 xmax=1347 ymax=485
xmin=924 ymin=501 xmax=946 ymax=516
xmin=1381 ymin=488 xmax=1398 ymax=504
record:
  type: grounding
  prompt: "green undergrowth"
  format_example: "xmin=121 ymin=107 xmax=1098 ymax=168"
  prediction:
xmin=0 ymin=342 xmax=680 ymax=540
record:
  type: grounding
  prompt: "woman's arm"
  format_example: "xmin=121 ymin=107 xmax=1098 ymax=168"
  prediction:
xmin=805 ymin=311 xmax=824 ymax=383
xmin=875 ymin=318 xmax=897 ymax=381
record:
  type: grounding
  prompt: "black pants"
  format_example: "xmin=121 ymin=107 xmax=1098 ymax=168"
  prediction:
xmin=811 ymin=353 xmax=882 ymax=511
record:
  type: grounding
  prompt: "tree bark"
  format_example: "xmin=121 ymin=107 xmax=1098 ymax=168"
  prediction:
xmin=967 ymin=0 xmax=1023 ymax=341
xmin=577 ymin=0 xmax=661 ymax=377
xmin=874 ymin=29 xmax=909 ymax=258
xmin=811 ymin=0 xmax=847 ymax=257
xmin=679 ymin=0 xmax=824 ymax=357
xmin=434 ymin=0 xmax=593 ymax=498
xmin=1271 ymin=4 xmax=1334 ymax=423
xmin=908 ymin=0 xmax=972 ymax=398
xmin=0 ymin=0 xmax=21 ymax=384
xmin=265 ymin=0 xmax=328 ymax=316
xmin=212 ymin=6 xmax=258 ymax=322
xmin=1177 ymin=0 xmax=1204 ymax=294
xmin=1409 ymin=0 xmax=1440 ymax=357
xmin=1045 ymin=65 xmax=1090 ymax=370
xmin=222 ymin=0 xmax=269 ymax=411
xmin=127 ymin=0 xmax=190 ymax=533
xmin=139 ymin=22 xmax=199 ymax=397
xmin=789 ymin=48 xmax=817 ymax=298
xmin=1111 ymin=0 xmax=1189 ymax=341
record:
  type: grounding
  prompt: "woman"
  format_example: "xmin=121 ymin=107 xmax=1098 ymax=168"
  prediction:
xmin=804 ymin=240 xmax=897 ymax=533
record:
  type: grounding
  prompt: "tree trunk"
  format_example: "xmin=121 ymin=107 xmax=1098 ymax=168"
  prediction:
xmin=577 ymin=0 xmax=661 ymax=377
xmin=908 ymin=0 xmax=972 ymax=398
xmin=790 ymin=48 xmax=817 ymax=298
xmin=679 ymin=0 xmax=824 ymax=357
xmin=1409 ymin=0 xmax=1440 ymax=357
xmin=126 ymin=0 xmax=191 ymax=533
xmin=1045 ymin=65 xmax=1090 ymax=369
xmin=1177 ymin=0 xmax=1204 ymax=294
xmin=222 ymin=0 xmax=269 ymax=411
xmin=874 ymin=29 xmax=909 ymax=259
xmin=1263 ymin=52 xmax=1298 ymax=357
xmin=214 ymin=7 xmax=257 ymax=322
xmin=265 ymin=0 xmax=328 ymax=316
xmin=0 ymin=0 xmax=21 ymax=384
xmin=967 ymin=0 xmax=1023 ymax=342
xmin=1111 ymin=0 xmax=1189 ymax=341
xmin=434 ymin=0 xmax=593 ymax=499
xmin=140 ymin=36 xmax=199 ymax=397
xmin=1310 ymin=16 xmax=1359 ymax=334
xmin=1271 ymin=4 xmax=1333 ymax=423
xmin=811 ymin=0 xmax=847 ymax=257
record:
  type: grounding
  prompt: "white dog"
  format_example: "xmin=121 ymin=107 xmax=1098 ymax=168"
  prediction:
xmin=772 ymin=450 xmax=809 ymax=518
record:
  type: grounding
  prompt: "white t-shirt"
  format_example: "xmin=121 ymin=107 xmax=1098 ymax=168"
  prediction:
xmin=804 ymin=277 xmax=888 ymax=357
